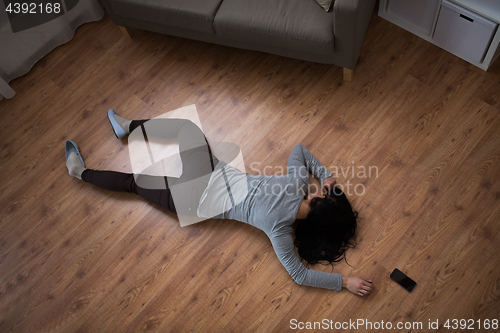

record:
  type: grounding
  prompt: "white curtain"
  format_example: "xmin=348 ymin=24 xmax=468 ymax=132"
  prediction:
xmin=0 ymin=0 xmax=104 ymax=99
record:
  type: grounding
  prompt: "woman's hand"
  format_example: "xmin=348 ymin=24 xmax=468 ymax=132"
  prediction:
xmin=321 ymin=177 xmax=336 ymax=195
xmin=342 ymin=276 xmax=374 ymax=296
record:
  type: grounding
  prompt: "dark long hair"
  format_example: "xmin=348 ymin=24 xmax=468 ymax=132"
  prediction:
xmin=294 ymin=186 xmax=357 ymax=265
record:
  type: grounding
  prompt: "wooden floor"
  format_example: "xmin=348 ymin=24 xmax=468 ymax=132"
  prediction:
xmin=1 ymin=12 xmax=500 ymax=333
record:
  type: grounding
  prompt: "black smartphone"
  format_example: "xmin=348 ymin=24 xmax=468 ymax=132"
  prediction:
xmin=390 ymin=268 xmax=416 ymax=292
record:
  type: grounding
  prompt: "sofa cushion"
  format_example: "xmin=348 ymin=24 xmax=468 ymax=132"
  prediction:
xmin=108 ymin=0 xmax=224 ymax=34
xmin=214 ymin=0 xmax=334 ymax=56
xmin=315 ymin=0 xmax=335 ymax=12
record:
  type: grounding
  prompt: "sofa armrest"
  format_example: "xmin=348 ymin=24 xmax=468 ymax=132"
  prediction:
xmin=333 ymin=0 xmax=376 ymax=69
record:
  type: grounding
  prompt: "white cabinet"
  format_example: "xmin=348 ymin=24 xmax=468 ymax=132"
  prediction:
xmin=379 ymin=0 xmax=500 ymax=70
xmin=387 ymin=0 xmax=441 ymax=34
xmin=434 ymin=0 xmax=497 ymax=63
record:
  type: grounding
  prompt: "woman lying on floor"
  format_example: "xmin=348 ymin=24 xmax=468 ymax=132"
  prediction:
xmin=65 ymin=110 xmax=374 ymax=296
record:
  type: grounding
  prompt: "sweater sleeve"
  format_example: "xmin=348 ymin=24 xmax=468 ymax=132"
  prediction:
xmin=287 ymin=144 xmax=332 ymax=183
xmin=269 ymin=227 xmax=342 ymax=291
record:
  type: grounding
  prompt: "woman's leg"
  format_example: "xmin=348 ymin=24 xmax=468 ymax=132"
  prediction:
xmin=128 ymin=118 xmax=218 ymax=181
xmin=129 ymin=119 xmax=148 ymax=133
xmin=72 ymin=117 xmax=216 ymax=216
xmin=81 ymin=169 xmax=177 ymax=214
xmin=127 ymin=118 xmax=218 ymax=217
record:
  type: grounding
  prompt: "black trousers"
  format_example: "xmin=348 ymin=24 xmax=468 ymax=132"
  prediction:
xmin=81 ymin=119 xmax=218 ymax=215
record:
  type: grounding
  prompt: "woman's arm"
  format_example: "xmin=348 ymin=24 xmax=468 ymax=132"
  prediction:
xmin=270 ymin=228 xmax=374 ymax=296
xmin=342 ymin=276 xmax=374 ymax=297
xmin=287 ymin=144 xmax=332 ymax=184
xmin=269 ymin=228 xmax=342 ymax=291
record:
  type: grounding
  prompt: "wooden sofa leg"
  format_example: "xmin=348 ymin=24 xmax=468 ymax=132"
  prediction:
xmin=119 ymin=26 xmax=134 ymax=38
xmin=343 ymin=68 xmax=353 ymax=82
